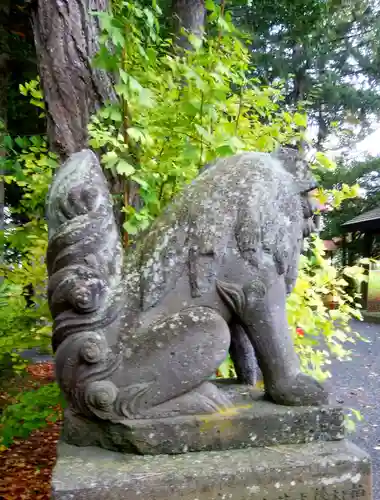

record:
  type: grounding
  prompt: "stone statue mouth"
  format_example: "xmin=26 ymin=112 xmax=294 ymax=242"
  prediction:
xmin=302 ymin=182 xmax=318 ymax=193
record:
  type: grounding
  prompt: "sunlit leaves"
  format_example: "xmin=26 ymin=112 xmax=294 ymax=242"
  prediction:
xmin=89 ymin=1 xmax=309 ymax=234
xmin=101 ymin=150 xmax=119 ymax=168
xmin=1 ymin=95 xmax=57 ymax=367
xmin=188 ymin=33 xmax=203 ymax=50
xmin=88 ymin=0 xmax=364 ymax=383
xmin=116 ymin=159 xmax=135 ymax=176
xmin=287 ymin=236 xmax=366 ymax=381
xmin=315 ymin=151 xmax=335 ymax=171
xmin=19 ymin=77 xmax=45 ymax=117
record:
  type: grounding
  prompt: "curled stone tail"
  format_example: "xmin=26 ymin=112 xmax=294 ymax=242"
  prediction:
xmin=46 ymin=149 xmax=124 ymax=417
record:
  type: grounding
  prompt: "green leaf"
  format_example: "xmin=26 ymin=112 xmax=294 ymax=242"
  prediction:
xmin=123 ymin=220 xmax=139 ymax=235
xmin=3 ymin=135 xmax=13 ymax=149
xmin=110 ymin=28 xmax=125 ymax=47
xmin=116 ymin=159 xmax=135 ymax=176
xmin=110 ymin=108 xmax=122 ymax=122
xmin=131 ymin=175 xmax=149 ymax=190
xmin=102 ymin=151 xmax=119 ymax=168
xmin=205 ymin=0 xmax=216 ymax=10
xmin=315 ymin=152 xmax=335 ymax=171
xmin=293 ymin=113 xmax=307 ymax=128
xmin=143 ymin=7 xmax=155 ymax=28
xmin=127 ymin=127 xmax=145 ymax=143
xmin=188 ymin=34 xmax=203 ymax=50
xmin=217 ymin=17 xmax=232 ymax=33
xmin=228 ymin=136 xmax=245 ymax=152
xmin=351 ymin=408 xmax=363 ymax=421
xmin=194 ymin=124 xmax=212 ymax=143
xmin=216 ymin=144 xmax=234 ymax=156
xmin=217 ymin=356 xmax=232 ymax=378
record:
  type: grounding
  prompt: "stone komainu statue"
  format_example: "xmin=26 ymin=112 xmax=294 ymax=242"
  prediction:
xmin=46 ymin=148 xmax=328 ymax=422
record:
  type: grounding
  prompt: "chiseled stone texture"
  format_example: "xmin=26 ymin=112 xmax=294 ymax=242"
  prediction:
xmin=47 ymin=149 xmax=328 ymax=429
xmin=51 ymin=440 xmax=372 ymax=500
xmin=62 ymin=384 xmax=345 ymax=455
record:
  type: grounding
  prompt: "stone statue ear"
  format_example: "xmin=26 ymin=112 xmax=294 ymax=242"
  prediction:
xmin=271 ymin=145 xmax=300 ymax=166
xmin=272 ymin=145 xmax=318 ymax=193
xmin=272 ymin=145 xmax=300 ymax=171
xmin=272 ymin=140 xmax=309 ymax=157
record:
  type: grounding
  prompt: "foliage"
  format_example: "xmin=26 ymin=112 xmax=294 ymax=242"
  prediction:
xmin=0 ymin=364 xmax=61 ymax=497
xmin=288 ymin=236 xmax=367 ymax=382
xmin=231 ymin=0 xmax=380 ymax=149
xmin=0 ymin=83 xmax=57 ymax=366
xmin=0 ymin=382 xmax=64 ymax=449
xmin=89 ymin=1 xmax=365 ymax=384
xmin=7 ymin=0 xmax=42 ymax=126
xmin=90 ymin=0 xmax=308 ymax=235
xmin=319 ymin=156 xmax=380 ymax=240
xmin=19 ymin=76 xmax=45 ymax=117
xmin=0 ymin=282 xmax=39 ymax=371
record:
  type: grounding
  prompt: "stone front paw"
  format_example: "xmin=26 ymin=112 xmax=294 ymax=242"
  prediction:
xmin=267 ymin=373 xmax=329 ymax=406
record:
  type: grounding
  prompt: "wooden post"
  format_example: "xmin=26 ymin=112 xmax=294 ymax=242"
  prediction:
xmin=360 ymin=232 xmax=373 ymax=310
xmin=342 ymin=234 xmax=347 ymax=267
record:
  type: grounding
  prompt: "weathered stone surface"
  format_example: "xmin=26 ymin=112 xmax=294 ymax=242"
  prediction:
xmin=51 ymin=440 xmax=372 ymax=499
xmin=62 ymin=383 xmax=344 ymax=455
xmin=46 ymin=147 xmax=327 ymax=434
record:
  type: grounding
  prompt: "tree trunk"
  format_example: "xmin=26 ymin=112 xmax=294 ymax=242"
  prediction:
xmin=0 ymin=0 xmax=10 ymax=283
xmin=316 ymin=105 xmax=328 ymax=150
xmin=172 ymin=0 xmax=205 ymax=50
xmin=289 ymin=43 xmax=308 ymax=105
xmin=30 ymin=0 xmax=115 ymax=160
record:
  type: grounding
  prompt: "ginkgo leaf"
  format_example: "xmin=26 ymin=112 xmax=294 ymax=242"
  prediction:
xmin=127 ymin=127 xmax=145 ymax=143
xmin=116 ymin=160 xmax=135 ymax=176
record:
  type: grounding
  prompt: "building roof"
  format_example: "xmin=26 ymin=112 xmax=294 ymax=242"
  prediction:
xmin=342 ymin=207 xmax=380 ymax=233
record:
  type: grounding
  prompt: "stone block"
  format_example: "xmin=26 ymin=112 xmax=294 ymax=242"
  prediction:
xmin=62 ymin=384 xmax=345 ymax=455
xmin=51 ymin=440 xmax=372 ymax=500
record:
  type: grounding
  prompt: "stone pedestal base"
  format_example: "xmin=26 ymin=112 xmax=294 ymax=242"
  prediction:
xmin=61 ymin=385 xmax=345 ymax=455
xmin=52 ymin=440 xmax=372 ymax=500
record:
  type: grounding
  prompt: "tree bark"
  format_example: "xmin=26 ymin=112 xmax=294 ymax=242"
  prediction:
xmin=172 ymin=0 xmax=205 ymax=50
xmin=30 ymin=0 xmax=115 ymax=160
xmin=0 ymin=0 xmax=10 ymax=283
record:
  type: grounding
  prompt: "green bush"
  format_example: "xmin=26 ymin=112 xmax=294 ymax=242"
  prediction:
xmin=0 ymin=382 xmax=65 ymax=448
xmin=0 ymin=103 xmax=57 ymax=368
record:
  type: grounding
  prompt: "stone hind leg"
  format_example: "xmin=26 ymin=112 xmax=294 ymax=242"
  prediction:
xmin=229 ymin=322 xmax=257 ymax=386
xmin=241 ymin=275 xmax=328 ymax=406
xmin=109 ymin=306 xmax=232 ymax=419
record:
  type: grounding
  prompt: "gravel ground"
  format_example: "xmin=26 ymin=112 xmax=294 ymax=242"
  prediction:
xmin=20 ymin=347 xmax=53 ymax=364
xmin=329 ymin=320 xmax=380 ymax=499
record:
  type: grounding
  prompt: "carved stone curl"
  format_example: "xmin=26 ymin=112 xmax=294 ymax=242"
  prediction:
xmin=80 ymin=333 xmax=108 ymax=364
xmin=46 ymin=148 xmax=328 ymax=426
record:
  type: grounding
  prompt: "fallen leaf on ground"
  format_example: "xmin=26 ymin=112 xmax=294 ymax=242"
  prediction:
xmin=0 ymin=421 xmax=61 ymax=499
xmin=26 ymin=362 xmax=55 ymax=382
xmin=0 ymin=362 xmax=60 ymax=499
